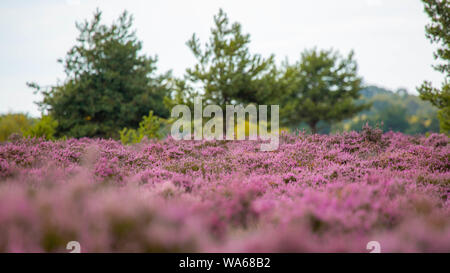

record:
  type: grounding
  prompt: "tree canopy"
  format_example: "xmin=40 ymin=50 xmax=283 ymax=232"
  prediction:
xmin=278 ymin=48 xmax=369 ymax=132
xmin=29 ymin=9 xmax=171 ymax=138
xmin=418 ymin=0 xmax=450 ymax=134
xmin=181 ymin=9 xmax=277 ymax=108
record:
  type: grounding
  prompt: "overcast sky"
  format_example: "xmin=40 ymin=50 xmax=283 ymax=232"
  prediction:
xmin=0 ymin=0 xmax=443 ymax=117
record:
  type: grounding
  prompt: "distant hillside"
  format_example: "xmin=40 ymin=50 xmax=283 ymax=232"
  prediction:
xmin=331 ymin=85 xmax=440 ymax=134
xmin=359 ymin=86 xmax=393 ymax=98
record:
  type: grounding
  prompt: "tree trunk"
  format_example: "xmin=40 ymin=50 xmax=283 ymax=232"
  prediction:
xmin=309 ymin=121 xmax=318 ymax=134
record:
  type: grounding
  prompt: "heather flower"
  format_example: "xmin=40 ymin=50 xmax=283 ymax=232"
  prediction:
xmin=0 ymin=131 xmax=448 ymax=252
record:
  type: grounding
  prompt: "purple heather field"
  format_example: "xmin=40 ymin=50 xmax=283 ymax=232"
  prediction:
xmin=0 ymin=129 xmax=449 ymax=252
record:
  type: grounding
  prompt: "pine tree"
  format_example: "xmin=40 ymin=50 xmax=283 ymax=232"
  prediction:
xmin=183 ymin=9 xmax=277 ymax=108
xmin=279 ymin=48 xmax=369 ymax=133
xmin=417 ymin=0 xmax=450 ymax=134
xmin=28 ymin=9 xmax=171 ymax=138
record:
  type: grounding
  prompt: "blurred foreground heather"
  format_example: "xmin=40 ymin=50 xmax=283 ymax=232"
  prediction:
xmin=0 ymin=129 xmax=449 ymax=252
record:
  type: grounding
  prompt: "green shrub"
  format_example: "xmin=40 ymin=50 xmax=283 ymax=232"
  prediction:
xmin=0 ymin=113 xmax=34 ymax=141
xmin=119 ymin=128 xmax=142 ymax=145
xmin=120 ymin=111 xmax=162 ymax=144
xmin=24 ymin=115 xmax=58 ymax=140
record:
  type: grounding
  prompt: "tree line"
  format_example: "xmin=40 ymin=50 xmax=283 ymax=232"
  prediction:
xmin=11 ymin=1 xmax=450 ymax=140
